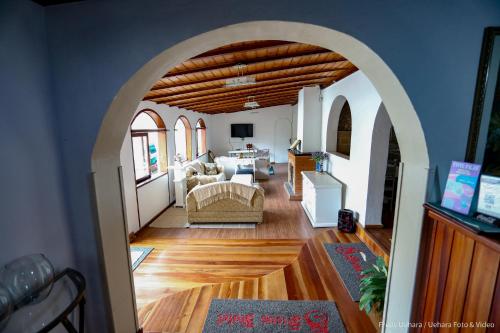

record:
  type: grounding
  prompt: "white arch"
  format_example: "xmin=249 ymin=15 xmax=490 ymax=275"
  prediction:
xmin=91 ymin=21 xmax=429 ymax=332
xmin=365 ymin=103 xmax=393 ymax=226
xmin=325 ymin=95 xmax=349 ymax=154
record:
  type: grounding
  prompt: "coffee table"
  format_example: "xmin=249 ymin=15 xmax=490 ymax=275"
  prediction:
xmin=230 ymin=174 xmax=253 ymax=186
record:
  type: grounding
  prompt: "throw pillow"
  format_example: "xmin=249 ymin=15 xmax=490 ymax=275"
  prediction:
xmin=191 ymin=161 xmax=204 ymax=175
xmin=197 ymin=175 xmax=217 ymax=186
xmin=186 ymin=177 xmax=200 ymax=192
xmin=185 ymin=166 xmax=198 ymax=177
xmin=204 ymin=163 xmax=219 ymax=175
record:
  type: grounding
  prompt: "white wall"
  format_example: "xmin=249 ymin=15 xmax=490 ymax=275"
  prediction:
xmin=120 ymin=101 xmax=211 ymax=233
xmin=137 ymin=175 xmax=170 ymax=223
xmin=208 ymin=105 xmax=296 ymax=163
xmin=297 ymin=86 xmax=322 ymax=152
xmin=321 ymin=71 xmax=391 ymax=226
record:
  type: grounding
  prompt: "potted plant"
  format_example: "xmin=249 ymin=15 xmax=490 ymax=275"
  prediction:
xmin=359 ymin=257 xmax=387 ymax=315
xmin=311 ymin=152 xmax=328 ymax=172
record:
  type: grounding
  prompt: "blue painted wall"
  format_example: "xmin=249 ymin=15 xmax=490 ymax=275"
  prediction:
xmin=1 ymin=0 xmax=499 ymax=330
xmin=0 ymin=1 xmax=74 ymax=270
xmin=0 ymin=1 xmax=78 ymax=329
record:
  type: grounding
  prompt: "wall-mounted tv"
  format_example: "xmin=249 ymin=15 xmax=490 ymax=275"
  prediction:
xmin=231 ymin=123 xmax=253 ymax=138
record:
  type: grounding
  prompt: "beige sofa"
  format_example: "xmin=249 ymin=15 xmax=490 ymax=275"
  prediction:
xmin=182 ymin=160 xmax=225 ymax=192
xmin=186 ymin=182 xmax=264 ymax=224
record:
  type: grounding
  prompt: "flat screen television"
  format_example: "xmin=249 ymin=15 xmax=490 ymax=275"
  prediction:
xmin=231 ymin=123 xmax=253 ymax=138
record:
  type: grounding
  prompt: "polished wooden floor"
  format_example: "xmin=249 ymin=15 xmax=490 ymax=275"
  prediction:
xmin=132 ymin=164 xmax=381 ymax=332
xmin=135 ymin=164 xmax=325 ymax=240
xmin=132 ymin=238 xmax=306 ymax=309
xmin=366 ymin=227 xmax=393 ymax=254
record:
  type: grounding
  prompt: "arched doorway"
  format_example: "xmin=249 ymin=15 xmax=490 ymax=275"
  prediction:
xmin=91 ymin=21 xmax=429 ymax=332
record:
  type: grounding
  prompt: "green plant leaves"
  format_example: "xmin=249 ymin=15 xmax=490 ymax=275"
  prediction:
xmin=358 ymin=256 xmax=387 ymax=314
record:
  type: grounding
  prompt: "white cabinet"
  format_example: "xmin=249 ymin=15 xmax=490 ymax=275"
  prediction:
xmin=301 ymin=171 xmax=342 ymax=227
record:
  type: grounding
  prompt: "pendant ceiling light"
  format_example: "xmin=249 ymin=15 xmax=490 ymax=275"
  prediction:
xmin=244 ymin=96 xmax=260 ymax=109
xmin=225 ymin=64 xmax=256 ymax=87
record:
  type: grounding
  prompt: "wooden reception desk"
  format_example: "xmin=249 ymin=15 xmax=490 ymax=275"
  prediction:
xmin=412 ymin=203 xmax=499 ymax=332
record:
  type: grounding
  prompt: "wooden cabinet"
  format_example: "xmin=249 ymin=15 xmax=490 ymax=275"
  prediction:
xmin=412 ymin=204 xmax=500 ymax=332
xmin=301 ymin=171 xmax=342 ymax=227
xmin=285 ymin=150 xmax=315 ymax=200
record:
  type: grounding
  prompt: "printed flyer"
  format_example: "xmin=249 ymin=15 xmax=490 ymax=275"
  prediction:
xmin=441 ymin=161 xmax=481 ymax=215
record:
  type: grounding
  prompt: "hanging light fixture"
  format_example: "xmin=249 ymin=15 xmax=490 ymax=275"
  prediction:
xmin=225 ymin=64 xmax=256 ymax=87
xmin=244 ymin=96 xmax=260 ymax=109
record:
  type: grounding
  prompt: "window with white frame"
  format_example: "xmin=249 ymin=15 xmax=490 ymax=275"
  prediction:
xmin=174 ymin=116 xmax=192 ymax=161
xmin=130 ymin=111 xmax=168 ymax=184
xmin=196 ymin=119 xmax=207 ymax=157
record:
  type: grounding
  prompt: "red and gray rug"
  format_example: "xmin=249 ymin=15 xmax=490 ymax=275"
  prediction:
xmin=323 ymin=242 xmax=377 ymax=301
xmin=202 ymin=299 xmax=346 ymax=332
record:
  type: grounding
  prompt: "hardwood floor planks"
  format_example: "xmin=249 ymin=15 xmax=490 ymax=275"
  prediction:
xmin=134 ymin=164 xmax=378 ymax=332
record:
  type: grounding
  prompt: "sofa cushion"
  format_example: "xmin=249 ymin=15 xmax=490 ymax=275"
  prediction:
xmin=185 ymin=166 xmax=198 ymax=177
xmin=186 ymin=177 xmax=200 ymax=192
xmin=204 ymin=163 xmax=219 ymax=175
xmin=187 ymin=174 xmax=220 ymax=192
xmin=190 ymin=161 xmax=205 ymax=175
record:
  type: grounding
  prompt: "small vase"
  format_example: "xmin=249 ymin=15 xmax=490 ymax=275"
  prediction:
xmin=315 ymin=161 xmax=323 ymax=172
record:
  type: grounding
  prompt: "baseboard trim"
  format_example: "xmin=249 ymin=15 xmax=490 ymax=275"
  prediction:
xmin=134 ymin=201 xmax=176 ymax=239
xmin=364 ymin=224 xmax=384 ymax=229
xmin=355 ymin=222 xmax=390 ymax=265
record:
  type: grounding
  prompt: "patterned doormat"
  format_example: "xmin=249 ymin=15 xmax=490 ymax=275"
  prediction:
xmin=130 ymin=246 xmax=153 ymax=271
xmin=202 ymin=299 xmax=346 ymax=332
xmin=323 ymin=242 xmax=377 ymax=301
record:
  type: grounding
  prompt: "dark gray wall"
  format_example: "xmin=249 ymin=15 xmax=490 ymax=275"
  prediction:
xmin=1 ymin=0 xmax=499 ymax=330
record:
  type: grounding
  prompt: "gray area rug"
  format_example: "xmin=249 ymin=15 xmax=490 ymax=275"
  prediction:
xmin=324 ymin=242 xmax=377 ymax=301
xmin=149 ymin=207 xmax=189 ymax=228
xmin=202 ymin=299 xmax=346 ymax=333
xmin=130 ymin=247 xmax=153 ymax=271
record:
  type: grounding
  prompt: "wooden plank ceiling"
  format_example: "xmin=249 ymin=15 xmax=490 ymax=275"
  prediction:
xmin=144 ymin=40 xmax=358 ymax=114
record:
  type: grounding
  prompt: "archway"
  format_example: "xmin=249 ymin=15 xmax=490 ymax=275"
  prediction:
xmin=366 ymin=104 xmax=394 ymax=227
xmin=91 ymin=21 xmax=429 ymax=332
xmin=325 ymin=95 xmax=350 ymax=157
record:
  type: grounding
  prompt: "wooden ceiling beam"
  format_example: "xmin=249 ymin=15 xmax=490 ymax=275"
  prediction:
xmin=193 ymin=40 xmax=293 ymax=58
xmin=167 ymin=42 xmax=329 ymax=76
xmin=144 ymin=41 xmax=358 ymax=115
xmin=191 ymin=98 xmax=297 ymax=113
xmin=194 ymin=99 xmax=296 ymax=114
xmin=182 ymin=94 xmax=299 ymax=111
xmin=191 ymin=94 xmax=297 ymax=108
xmin=160 ymin=76 xmax=336 ymax=105
xmin=175 ymin=88 xmax=301 ymax=109
xmin=153 ymin=78 xmax=332 ymax=107
xmin=148 ymin=73 xmax=338 ymax=103
xmin=153 ymin=52 xmax=348 ymax=90
xmin=147 ymin=68 xmax=345 ymax=101
xmin=148 ymin=63 xmax=353 ymax=98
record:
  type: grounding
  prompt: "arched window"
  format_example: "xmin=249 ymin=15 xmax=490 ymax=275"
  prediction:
xmin=196 ymin=119 xmax=207 ymax=157
xmin=336 ymin=102 xmax=352 ymax=157
xmin=131 ymin=110 xmax=168 ymax=184
xmin=174 ymin=116 xmax=192 ymax=161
